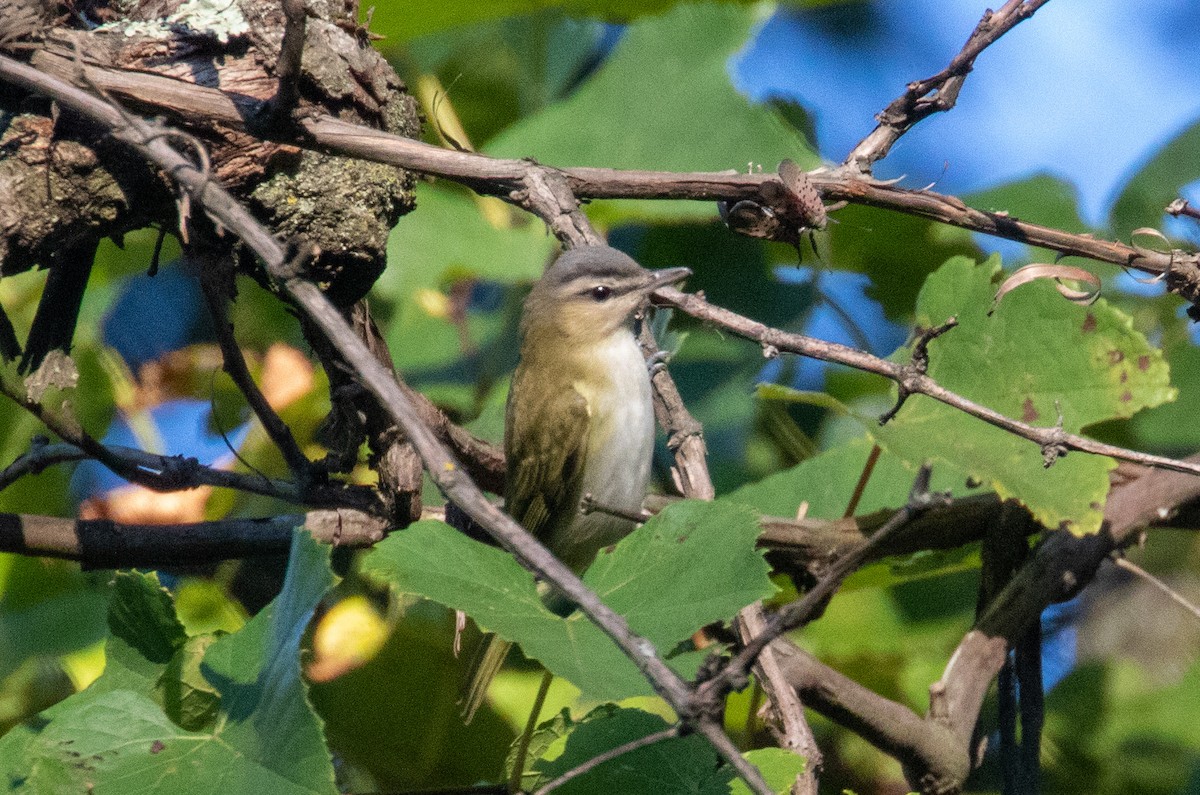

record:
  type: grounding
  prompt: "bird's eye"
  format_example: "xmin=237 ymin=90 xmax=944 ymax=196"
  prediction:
xmin=589 ymin=285 xmax=612 ymax=301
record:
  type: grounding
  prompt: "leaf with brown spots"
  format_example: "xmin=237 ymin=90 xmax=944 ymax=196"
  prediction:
xmin=1021 ymin=397 xmax=1040 ymax=423
xmin=872 ymin=256 xmax=1174 ymax=535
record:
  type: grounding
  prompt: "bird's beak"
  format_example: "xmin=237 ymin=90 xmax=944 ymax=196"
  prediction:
xmin=642 ymin=266 xmax=692 ymax=294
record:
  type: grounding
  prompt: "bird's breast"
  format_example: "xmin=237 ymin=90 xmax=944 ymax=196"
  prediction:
xmin=566 ymin=330 xmax=654 ymax=560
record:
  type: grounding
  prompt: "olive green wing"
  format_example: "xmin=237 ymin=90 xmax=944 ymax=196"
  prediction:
xmin=462 ymin=385 xmax=588 ymax=722
xmin=504 ymin=384 xmax=590 ymax=547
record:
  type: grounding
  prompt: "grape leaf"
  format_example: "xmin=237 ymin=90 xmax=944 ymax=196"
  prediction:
xmin=872 ymin=255 xmax=1174 ymax=535
xmin=724 ymin=435 xmax=977 ymax=520
xmin=0 ymin=533 xmax=338 ymax=794
xmin=362 ymin=500 xmax=773 ymax=700
xmin=524 ymin=705 xmax=802 ymax=794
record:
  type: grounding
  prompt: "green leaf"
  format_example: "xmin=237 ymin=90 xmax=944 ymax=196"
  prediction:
xmin=94 ymin=573 xmax=193 ymax=705
xmin=507 ymin=706 xmax=573 ymax=788
xmin=724 ymin=435 xmax=976 ymax=520
xmin=376 ymin=0 xmax=759 ymax=43
xmin=756 ymin=383 xmax=849 ymax=414
xmin=107 ymin=571 xmax=187 ymax=665
xmin=1109 ymin=115 xmax=1200 ymax=238
xmin=873 ymin=256 xmax=1174 ymax=534
xmin=373 ymin=0 xmax=855 ymax=41
xmin=200 ymin=532 xmax=337 ymax=793
xmin=406 ymin=14 xmax=608 ymax=146
xmin=309 ymin=606 xmax=515 ymax=789
xmin=0 ymin=557 xmax=108 ymax=681
xmin=732 ymin=748 xmax=806 ymax=795
xmin=380 ymin=183 xmax=553 ymax=372
xmin=1044 ymin=660 xmax=1200 ymax=795
xmin=362 ymin=500 xmax=774 ymax=700
xmin=0 ymin=533 xmax=339 ymax=794
xmin=161 ymin=634 xmax=220 ymax=731
xmin=11 ymin=688 xmax=330 ymax=794
xmin=724 ymin=435 xmax=990 ymax=590
xmin=529 ymin=705 xmax=718 ymax=794
xmin=584 ymin=500 xmax=774 ymax=644
xmin=524 ymin=706 xmax=801 ymax=794
xmin=0 ymin=402 xmax=73 ymax=516
xmin=486 ymin=2 xmax=819 ymax=223
xmin=1126 ymin=336 xmax=1200 ymax=452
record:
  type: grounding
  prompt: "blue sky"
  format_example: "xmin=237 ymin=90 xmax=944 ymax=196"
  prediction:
xmin=735 ymin=0 xmax=1200 ymax=226
xmin=725 ymin=0 xmax=1200 ymax=365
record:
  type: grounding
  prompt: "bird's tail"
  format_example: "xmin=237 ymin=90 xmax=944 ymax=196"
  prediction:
xmin=461 ymin=634 xmax=512 ymax=723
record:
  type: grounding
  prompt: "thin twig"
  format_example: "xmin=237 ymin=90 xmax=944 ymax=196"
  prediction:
xmin=531 ymin=726 xmax=681 ymax=795
xmin=0 ymin=367 xmax=203 ymax=494
xmin=656 ymin=287 xmax=1200 ymax=479
xmin=842 ymin=444 xmax=882 ymax=519
xmin=1111 ymin=555 xmax=1200 ymax=621
xmin=0 ymin=439 xmax=374 ymax=510
xmin=261 ymin=0 xmax=307 ymax=128
xmin=640 ymin=309 xmax=819 ymax=784
xmin=198 ymin=249 xmax=313 ymax=482
xmin=701 ymin=466 xmax=941 ymax=706
xmin=755 ymin=457 xmax=1200 ymax=792
xmin=511 ymin=670 xmax=554 ymax=793
xmin=843 ymin=0 xmax=1052 ymax=172
xmin=1167 ymin=198 xmax=1200 ymax=223
xmin=24 ymin=52 xmax=1199 ymax=287
xmin=735 ymin=601 xmax=822 ymax=788
xmin=638 ymin=323 xmax=715 ymax=501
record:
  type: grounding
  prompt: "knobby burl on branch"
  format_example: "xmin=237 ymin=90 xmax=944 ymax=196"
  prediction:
xmin=0 ymin=0 xmax=418 ymax=371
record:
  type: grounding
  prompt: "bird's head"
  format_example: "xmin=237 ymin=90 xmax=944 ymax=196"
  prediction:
xmin=521 ymin=246 xmax=691 ymax=341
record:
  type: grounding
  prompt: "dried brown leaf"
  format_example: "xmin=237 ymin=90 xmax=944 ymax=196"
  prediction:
xmin=990 ymin=263 xmax=1101 ymax=315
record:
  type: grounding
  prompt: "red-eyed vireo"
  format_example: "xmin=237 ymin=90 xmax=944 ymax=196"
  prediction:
xmin=461 ymin=245 xmax=691 ymax=721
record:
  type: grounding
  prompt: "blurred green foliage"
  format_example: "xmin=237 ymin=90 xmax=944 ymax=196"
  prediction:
xmin=0 ymin=1 xmax=1197 ymax=793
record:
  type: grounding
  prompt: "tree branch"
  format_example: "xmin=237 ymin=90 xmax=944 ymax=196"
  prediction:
xmin=1110 ymin=555 xmax=1200 ymax=622
xmin=0 ymin=508 xmax=384 ymax=567
xmin=757 ymin=456 xmax=1200 ymax=793
xmin=843 ymin=0 xmax=1052 ymax=172
xmin=198 ymin=247 xmax=314 ymax=483
xmin=23 ymin=52 xmax=1196 ymax=291
xmin=0 ymin=437 xmax=376 ymax=510
xmin=700 ymin=467 xmax=942 ymax=710
xmin=638 ymin=324 xmax=821 ymax=789
xmin=656 ymin=287 xmax=1200 ymax=479
xmin=771 ymin=641 xmax=969 ymax=791
xmin=260 ymin=0 xmax=308 ymax=128
xmin=3 ymin=24 xmax=1196 ymax=793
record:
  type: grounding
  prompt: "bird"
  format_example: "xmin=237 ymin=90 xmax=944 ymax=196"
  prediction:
xmin=461 ymin=245 xmax=691 ymax=722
